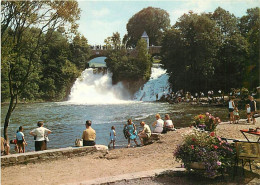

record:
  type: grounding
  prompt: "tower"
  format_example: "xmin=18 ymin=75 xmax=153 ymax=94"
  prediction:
xmin=141 ymin=31 xmax=149 ymax=49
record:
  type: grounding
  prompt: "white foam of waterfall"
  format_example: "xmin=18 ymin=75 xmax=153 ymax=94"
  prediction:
xmin=68 ymin=68 xmax=131 ymax=104
xmin=134 ymin=64 xmax=171 ymax=101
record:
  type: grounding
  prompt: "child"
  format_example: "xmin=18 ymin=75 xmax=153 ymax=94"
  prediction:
xmin=246 ymin=104 xmax=251 ymax=123
xmin=233 ymin=106 xmax=240 ymax=124
xmin=16 ymin=126 xmax=27 ymax=153
xmin=108 ymin=126 xmax=116 ymax=149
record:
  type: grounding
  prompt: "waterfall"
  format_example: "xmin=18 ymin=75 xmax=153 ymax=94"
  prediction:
xmin=134 ymin=64 xmax=171 ymax=101
xmin=68 ymin=68 xmax=130 ymax=104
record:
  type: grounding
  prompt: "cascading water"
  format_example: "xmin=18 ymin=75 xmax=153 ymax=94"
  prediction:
xmin=134 ymin=64 xmax=171 ymax=101
xmin=68 ymin=68 xmax=130 ymax=104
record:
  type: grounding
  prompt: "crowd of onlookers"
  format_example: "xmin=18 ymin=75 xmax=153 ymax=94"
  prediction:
xmin=1 ymin=113 xmax=175 ymax=155
xmin=158 ymin=89 xmax=226 ymax=104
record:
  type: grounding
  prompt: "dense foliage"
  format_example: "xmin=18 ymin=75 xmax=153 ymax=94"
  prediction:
xmin=161 ymin=7 xmax=259 ymax=93
xmin=124 ymin=7 xmax=170 ymax=48
xmin=105 ymin=33 xmax=152 ymax=84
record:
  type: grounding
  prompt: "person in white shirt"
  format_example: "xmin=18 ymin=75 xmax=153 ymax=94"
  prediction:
xmin=30 ymin=121 xmax=52 ymax=151
xmin=152 ymin=114 xmax=164 ymax=133
xmin=228 ymin=96 xmax=235 ymax=124
xmin=164 ymin=114 xmax=174 ymax=131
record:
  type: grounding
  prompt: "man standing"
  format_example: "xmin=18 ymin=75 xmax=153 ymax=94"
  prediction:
xmin=138 ymin=121 xmax=151 ymax=146
xmin=82 ymin=120 xmax=96 ymax=146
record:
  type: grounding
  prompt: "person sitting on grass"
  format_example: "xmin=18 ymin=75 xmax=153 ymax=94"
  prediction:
xmin=138 ymin=121 xmax=151 ymax=146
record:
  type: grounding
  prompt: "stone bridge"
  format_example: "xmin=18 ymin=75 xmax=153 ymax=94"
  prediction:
xmin=89 ymin=46 xmax=161 ymax=60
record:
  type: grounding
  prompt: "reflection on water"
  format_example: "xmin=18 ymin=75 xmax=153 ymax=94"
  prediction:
xmin=1 ymin=102 xmax=230 ymax=152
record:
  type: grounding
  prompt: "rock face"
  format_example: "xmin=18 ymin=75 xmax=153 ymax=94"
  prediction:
xmin=1 ymin=145 xmax=108 ymax=167
xmin=121 ymin=79 xmax=147 ymax=97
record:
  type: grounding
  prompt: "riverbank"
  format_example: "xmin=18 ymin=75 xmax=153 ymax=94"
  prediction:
xmin=1 ymin=117 xmax=260 ymax=185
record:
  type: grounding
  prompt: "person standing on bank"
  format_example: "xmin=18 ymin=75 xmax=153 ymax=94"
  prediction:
xmin=30 ymin=121 xmax=52 ymax=151
xmin=82 ymin=120 xmax=96 ymax=146
xmin=249 ymin=96 xmax=257 ymax=124
xmin=228 ymin=97 xmax=235 ymax=124
xmin=16 ymin=126 xmax=27 ymax=153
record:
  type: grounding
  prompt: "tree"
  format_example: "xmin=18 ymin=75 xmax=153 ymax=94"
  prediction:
xmin=208 ymin=7 xmax=249 ymax=92
xmin=69 ymin=34 xmax=91 ymax=70
xmin=104 ymin=32 xmax=122 ymax=50
xmin=1 ymin=1 xmax=80 ymax=141
xmin=105 ymin=32 xmax=152 ymax=84
xmin=124 ymin=7 xmax=170 ymax=47
xmin=161 ymin=12 xmax=221 ymax=93
xmin=239 ymin=8 xmax=259 ymax=90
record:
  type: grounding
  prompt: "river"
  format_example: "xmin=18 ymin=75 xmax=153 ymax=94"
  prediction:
xmin=1 ymin=61 xmax=230 ymax=152
xmin=1 ymin=101 xmax=229 ymax=152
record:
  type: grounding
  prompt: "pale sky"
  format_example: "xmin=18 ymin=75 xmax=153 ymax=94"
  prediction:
xmin=77 ymin=0 xmax=259 ymax=45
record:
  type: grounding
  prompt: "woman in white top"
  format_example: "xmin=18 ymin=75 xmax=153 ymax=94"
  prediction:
xmin=228 ymin=96 xmax=235 ymax=124
xmin=30 ymin=121 xmax=52 ymax=151
xmin=153 ymin=114 xmax=164 ymax=133
xmin=164 ymin=114 xmax=174 ymax=131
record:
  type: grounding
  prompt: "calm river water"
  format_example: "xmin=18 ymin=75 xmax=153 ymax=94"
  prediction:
xmin=1 ymin=101 xmax=230 ymax=152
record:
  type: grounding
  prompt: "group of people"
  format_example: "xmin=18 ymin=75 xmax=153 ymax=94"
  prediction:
xmin=228 ymin=95 xmax=257 ymax=124
xmin=120 ymin=114 xmax=174 ymax=148
xmin=1 ymin=114 xmax=174 ymax=154
xmin=1 ymin=121 xmax=52 ymax=155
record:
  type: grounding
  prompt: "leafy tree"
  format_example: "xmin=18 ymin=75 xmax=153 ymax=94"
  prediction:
xmin=104 ymin=32 xmax=122 ymax=50
xmin=69 ymin=34 xmax=91 ymax=70
xmin=162 ymin=12 xmax=221 ymax=93
xmin=1 ymin=1 xmax=80 ymax=141
xmin=105 ymin=32 xmax=152 ymax=84
xmin=209 ymin=7 xmax=248 ymax=92
xmin=239 ymin=8 xmax=259 ymax=90
xmin=40 ymin=31 xmax=80 ymax=101
xmin=124 ymin=7 xmax=170 ymax=47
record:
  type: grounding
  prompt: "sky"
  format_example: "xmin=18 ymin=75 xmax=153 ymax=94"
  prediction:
xmin=77 ymin=0 xmax=259 ymax=45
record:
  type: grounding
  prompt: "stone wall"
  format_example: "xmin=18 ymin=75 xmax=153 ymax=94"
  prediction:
xmin=1 ymin=145 xmax=108 ymax=167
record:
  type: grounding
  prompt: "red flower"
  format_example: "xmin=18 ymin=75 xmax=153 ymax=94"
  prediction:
xmin=213 ymin=145 xmax=218 ymax=149
xmin=191 ymin=145 xmax=194 ymax=149
xmin=210 ymin=132 xmax=215 ymax=137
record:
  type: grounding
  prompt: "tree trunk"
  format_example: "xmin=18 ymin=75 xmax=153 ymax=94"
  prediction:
xmin=4 ymin=95 xmax=15 ymax=141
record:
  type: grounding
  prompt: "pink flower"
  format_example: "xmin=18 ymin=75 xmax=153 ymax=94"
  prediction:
xmin=191 ymin=145 xmax=194 ymax=149
xmin=217 ymin=161 xmax=222 ymax=166
xmin=213 ymin=145 xmax=218 ymax=149
xmin=206 ymin=112 xmax=210 ymax=116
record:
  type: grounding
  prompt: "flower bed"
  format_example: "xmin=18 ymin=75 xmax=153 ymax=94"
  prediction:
xmin=192 ymin=112 xmax=221 ymax=132
xmin=174 ymin=131 xmax=235 ymax=178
